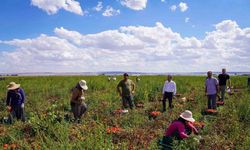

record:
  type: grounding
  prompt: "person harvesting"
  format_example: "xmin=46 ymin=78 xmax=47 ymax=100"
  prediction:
xmin=6 ymin=82 xmax=26 ymax=123
xmin=161 ymin=110 xmax=198 ymax=149
xmin=70 ymin=80 xmax=88 ymax=123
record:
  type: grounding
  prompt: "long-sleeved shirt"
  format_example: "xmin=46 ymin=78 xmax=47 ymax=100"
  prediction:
xmin=165 ymin=120 xmax=198 ymax=139
xmin=6 ymin=88 xmax=25 ymax=106
xmin=71 ymin=87 xmax=85 ymax=104
xmin=162 ymin=80 xmax=176 ymax=95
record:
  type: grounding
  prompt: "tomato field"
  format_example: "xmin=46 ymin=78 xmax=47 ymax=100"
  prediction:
xmin=0 ymin=75 xmax=250 ymax=150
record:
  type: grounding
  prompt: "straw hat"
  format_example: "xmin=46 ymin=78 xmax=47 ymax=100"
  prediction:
xmin=79 ymin=80 xmax=88 ymax=90
xmin=7 ymin=82 xmax=20 ymax=90
xmin=180 ymin=110 xmax=195 ymax=123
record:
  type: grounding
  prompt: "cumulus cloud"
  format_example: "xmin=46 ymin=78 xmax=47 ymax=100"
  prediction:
xmin=121 ymin=0 xmax=147 ymax=10
xmin=179 ymin=2 xmax=188 ymax=12
xmin=0 ymin=20 xmax=250 ymax=73
xmin=170 ymin=5 xmax=177 ymax=12
xmin=185 ymin=17 xmax=190 ymax=23
xmin=31 ymin=0 xmax=84 ymax=15
xmin=93 ymin=1 xmax=103 ymax=12
xmin=170 ymin=2 xmax=188 ymax=12
xmin=102 ymin=6 xmax=120 ymax=17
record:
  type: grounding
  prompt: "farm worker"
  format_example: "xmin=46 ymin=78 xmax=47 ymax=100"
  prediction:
xmin=205 ymin=71 xmax=219 ymax=109
xmin=218 ymin=68 xmax=231 ymax=102
xmin=70 ymin=80 xmax=88 ymax=123
xmin=6 ymin=82 xmax=26 ymax=122
xmin=161 ymin=110 xmax=198 ymax=150
xmin=136 ymin=76 xmax=140 ymax=82
xmin=117 ymin=73 xmax=135 ymax=109
xmin=162 ymin=75 xmax=176 ymax=112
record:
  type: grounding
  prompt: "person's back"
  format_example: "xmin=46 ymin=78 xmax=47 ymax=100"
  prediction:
xmin=165 ymin=120 xmax=186 ymax=139
xmin=205 ymin=77 xmax=218 ymax=95
xmin=7 ymin=88 xmax=25 ymax=106
xmin=218 ymin=73 xmax=230 ymax=86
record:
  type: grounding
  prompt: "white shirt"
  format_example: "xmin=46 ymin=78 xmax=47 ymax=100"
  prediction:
xmin=162 ymin=80 xmax=176 ymax=95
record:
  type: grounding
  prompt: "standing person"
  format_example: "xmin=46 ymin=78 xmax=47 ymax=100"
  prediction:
xmin=205 ymin=71 xmax=219 ymax=109
xmin=161 ymin=110 xmax=198 ymax=150
xmin=117 ymin=73 xmax=135 ymax=109
xmin=70 ymin=80 xmax=88 ymax=123
xmin=162 ymin=75 xmax=176 ymax=112
xmin=218 ymin=68 xmax=231 ymax=102
xmin=6 ymin=82 xmax=26 ymax=123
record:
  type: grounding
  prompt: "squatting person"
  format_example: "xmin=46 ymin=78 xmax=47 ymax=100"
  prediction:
xmin=161 ymin=110 xmax=198 ymax=150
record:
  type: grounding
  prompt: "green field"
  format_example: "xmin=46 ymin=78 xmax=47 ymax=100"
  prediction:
xmin=0 ymin=75 xmax=250 ymax=150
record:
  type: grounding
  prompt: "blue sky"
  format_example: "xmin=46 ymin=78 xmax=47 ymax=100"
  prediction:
xmin=0 ymin=0 xmax=250 ymax=73
xmin=1 ymin=0 xmax=249 ymax=40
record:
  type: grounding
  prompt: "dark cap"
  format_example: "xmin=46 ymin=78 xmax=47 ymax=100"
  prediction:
xmin=123 ymin=73 xmax=129 ymax=76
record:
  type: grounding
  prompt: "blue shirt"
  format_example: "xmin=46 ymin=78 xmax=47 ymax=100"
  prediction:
xmin=6 ymin=88 xmax=25 ymax=106
xmin=205 ymin=77 xmax=218 ymax=95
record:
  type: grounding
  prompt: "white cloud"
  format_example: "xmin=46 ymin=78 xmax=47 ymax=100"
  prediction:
xmin=102 ymin=6 xmax=120 ymax=17
xmin=179 ymin=2 xmax=188 ymax=12
xmin=161 ymin=0 xmax=166 ymax=2
xmin=93 ymin=1 xmax=103 ymax=12
xmin=1 ymin=20 xmax=250 ymax=73
xmin=121 ymin=0 xmax=147 ymax=10
xmin=185 ymin=17 xmax=190 ymax=23
xmin=31 ymin=0 xmax=84 ymax=15
xmin=170 ymin=5 xmax=177 ymax=12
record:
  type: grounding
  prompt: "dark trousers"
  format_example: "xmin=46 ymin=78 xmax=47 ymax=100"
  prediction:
xmin=71 ymin=102 xmax=87 ymax=120
xmin=207 ymin=94 xmax=217 ymax=109
xmin=122 ymin=95 xmax=134 ymax=109
xmin=161 ymin=136 xmax=173 ymax=150
xmin=163 ymin=92 xmax=173 ymax=111
xmin=9 ymin=105 xmax=25 ymax=123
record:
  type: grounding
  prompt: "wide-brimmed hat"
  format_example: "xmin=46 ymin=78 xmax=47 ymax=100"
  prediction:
xmin=79 ymin=80 xmax=88 ymax=90
xmin=180 ymin=110 xmax=195 ymax=123
xmin=7 ymin=82 xmax=20 ymax=90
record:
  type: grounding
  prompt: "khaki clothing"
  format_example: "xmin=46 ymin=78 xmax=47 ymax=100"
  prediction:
xmin=71 ymin=87 xmax=85 ymax=104
xmin=117 ymin=79 xmax=135 ymax=96
xmin=70 ymin=87 xmax=87 ymax=120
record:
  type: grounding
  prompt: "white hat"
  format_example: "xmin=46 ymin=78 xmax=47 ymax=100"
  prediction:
xmin=79 ymin=80 xmax=88 ymax=90
xmin=7 ymin=82 xmax=20 ymax=90
xmin=180 ymin=110 xmax=195 ymax=123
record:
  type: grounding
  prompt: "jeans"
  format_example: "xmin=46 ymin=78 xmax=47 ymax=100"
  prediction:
xmin=219 ymin=86 xmax=226 ymax=101
xmin=71 ymin=102 xmax=87 ymax=120
xmin=9 ymin=105 xmax=26 ymax=123
xmin=207 ymin=94 xmax=217 ymax=109
xmin=163 ymin=92 xmax=173 ymax=111
xmin=122 ymin=95 xmax=134 ymax=109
